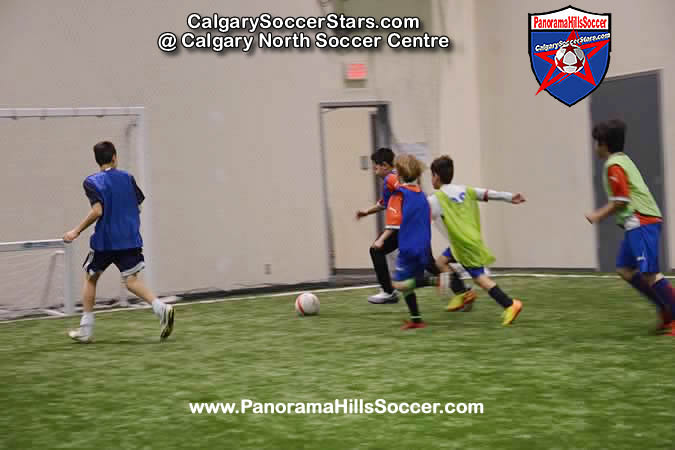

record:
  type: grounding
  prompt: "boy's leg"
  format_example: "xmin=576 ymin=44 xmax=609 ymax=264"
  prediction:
xmin=393 ymin=279 xmax=426 ymax=330
xmin=646 ymin=273 xmax=675 ymax=333
xmin=433 ymin=249 xmax=476 ymax=311
xmin=368 ymin=231 xmax=399 ymax=303
xmin=391 ymin=256 xmax=426 ymax=330
xmin=617 ymin=267 xmax=670 ymax=322
xmin=473 ymin=272 xmax=523 ymax=325
xmin=436 ymin=250 xmax=471 ymax=292
xmin=68 ymin=272 xmax=100 ymax=342
xmin=617 ymin=224 xmax=674 ymax=331
xmin=424 ymin=248 xmax=441 ymax=276
xmin=69 ymin=251 xmax=110 ymax=342
xmin=117 ymin=249 xmax=174 ymax=340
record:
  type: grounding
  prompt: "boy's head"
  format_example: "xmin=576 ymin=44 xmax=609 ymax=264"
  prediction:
xmin=371 ymin=147 xmax=395 ymax=178
xmin=93 ymin=141 xmax=117 ymax=167
xmin=592 ymin=119 xmax=626 ymax=159
xmin=430 ymin=155 xmax=454 ymax=189
xmin=394 ymin=154 xmax=425 ymax=183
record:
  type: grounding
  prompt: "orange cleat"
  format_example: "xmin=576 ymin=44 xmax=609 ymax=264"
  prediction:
xmin=401 ymin=320 xmax=427 ymax=330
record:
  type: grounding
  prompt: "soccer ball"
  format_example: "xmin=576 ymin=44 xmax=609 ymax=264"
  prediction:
xmin=555 ymin=44 xmax=585 ymax=74
xmin=295 ymin=292 xmax=320 ymax=316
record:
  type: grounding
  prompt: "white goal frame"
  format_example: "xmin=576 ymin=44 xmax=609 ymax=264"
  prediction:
xmin=0 ymin=107 xmax=154 ymax=315
xmin=0 ymin=239 xmax=76 ymax=314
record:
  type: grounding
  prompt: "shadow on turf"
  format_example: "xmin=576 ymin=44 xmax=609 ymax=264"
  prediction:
xmin=68 ymin=339 xmax=164 ymax=346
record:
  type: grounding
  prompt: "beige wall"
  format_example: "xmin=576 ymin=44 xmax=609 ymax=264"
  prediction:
xmin=1 ymin=0 xmax=334 ymax=293
xmin=0 ymin=0 xmax=451 ymax=295
xmin=475 ymin=0 xmax=675 ymax=268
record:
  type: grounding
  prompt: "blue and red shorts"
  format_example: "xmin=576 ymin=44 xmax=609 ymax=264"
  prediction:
xmin=442 ymin=247 xmax=486 ymax=278
xmin=616 ymin=223 xmax=661 ymax=273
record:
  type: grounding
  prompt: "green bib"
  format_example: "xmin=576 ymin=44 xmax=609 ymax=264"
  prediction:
xmin=602 ymin=153 xmax=661 ymax=227
xmin=435 ymin=187 xmax=496 ymax=268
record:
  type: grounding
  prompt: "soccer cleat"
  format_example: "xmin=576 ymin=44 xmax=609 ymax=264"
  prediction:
xmin=68 ymin=328 xmax=94 ymax=343
xmin=400 ymin=320 xmax=427 ymax=330
xmin=651 ymin=317 xmax=672 ymax=335
xmin=501 ymin=299 xmax=523 ymax=326
xmin=446 ymin=289 xmax=477 ymax=312
xmin=160 ymin=304 xmax=175 ymax=341
xmin=656 ymin=310 xmax=673 ymax=334
xmin=461 ymin=301 xmax=474 ymax=312
xmin=368 ymin=290 xmax=399 ymax=304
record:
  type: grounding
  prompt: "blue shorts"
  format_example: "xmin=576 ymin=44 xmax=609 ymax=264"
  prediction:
xmin=616 ymin=223 xmax=661 ymax=273
xmin=83 ymin=248 xmax=145 ymax=278
xmin=393 ymin=251 xmax=429 ymax=282
xmin=442 ymin=247 xmax=486 ymax=278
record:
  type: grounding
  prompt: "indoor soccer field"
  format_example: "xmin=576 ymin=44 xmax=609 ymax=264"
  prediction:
xmin=2 ymin=275 xmax=674 ymax=449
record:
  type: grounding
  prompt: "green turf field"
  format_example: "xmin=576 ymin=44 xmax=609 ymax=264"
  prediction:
xmin=2 ymin=276 xmax=674 ymax=449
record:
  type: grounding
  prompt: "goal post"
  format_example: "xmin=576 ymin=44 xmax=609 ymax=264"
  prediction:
xmin=0 ymin=106 xmax=154 ymax=317
xmin=0 ymin=239 xmax=76 ymax=315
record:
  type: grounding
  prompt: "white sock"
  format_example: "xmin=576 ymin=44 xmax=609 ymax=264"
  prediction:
xmin=80 ymin=312 xmax=95 ymax=335
xmin=151 ymin=299 xmax=166 ymax=318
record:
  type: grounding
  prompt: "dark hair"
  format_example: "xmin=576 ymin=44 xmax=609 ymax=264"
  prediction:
xmin=592 ymin=119 xmax=626 ymax=153
xmin=370 ymin=147 xmax=395 ymax=166
xmin=430 ymin=155 xmax=454 ymax=184
xmin=93 ymin=141 xmax=117 ymax=165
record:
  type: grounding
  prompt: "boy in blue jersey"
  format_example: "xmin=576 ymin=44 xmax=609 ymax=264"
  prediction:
xmin=357 ymin=148 xmax=451 ymax=304
xmin=63 ymin=141 xmax=174 ymax=342
xmin=388 ymin=154 xmax=433 ymax=330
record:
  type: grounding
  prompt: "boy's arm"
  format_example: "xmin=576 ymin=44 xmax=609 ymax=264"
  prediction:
xmin=585 ymin=165 xmax=629 ymax=224
xmin=372 ymin=228 xmax=394 ymax=249
xmin=427 ymin=194 xmax=442 ymax=221
xmin=131 ymin=176 xmax=145 ymax=212
xmin=357 ymin=174 xmax=398 ymax=219
xmin=64 ymin=202 xmax=103 ymax=242
xmin=356 ymin=203 xmax=385 ymax=219
xmin=585 ymin=201 xmax=628 ymax=224
xmin=473 ymin=188 xmax=526 ymax=204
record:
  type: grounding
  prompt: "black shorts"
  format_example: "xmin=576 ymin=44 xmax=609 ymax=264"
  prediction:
xmin=83 ymin=248 xmax=145 ymax=278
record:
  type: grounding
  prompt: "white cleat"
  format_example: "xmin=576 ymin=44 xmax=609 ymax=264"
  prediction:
xmin=160 ymin=304 xmax=175 ymax=341
xmin=368 ymin=290 xmax=399 ymax=304
xmin=68 ymin=328 xmax=94 ymax=343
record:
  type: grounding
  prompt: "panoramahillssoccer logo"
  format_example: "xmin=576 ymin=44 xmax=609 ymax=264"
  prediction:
xmin=529 ymin=6 xmax=611 ymax=106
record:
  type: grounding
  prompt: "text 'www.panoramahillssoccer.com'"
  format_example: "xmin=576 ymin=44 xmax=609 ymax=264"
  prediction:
xmin=157 ymin=13 xmax=452 ymax=54
xmin=189 ymin=399 xmax=484 ymax=415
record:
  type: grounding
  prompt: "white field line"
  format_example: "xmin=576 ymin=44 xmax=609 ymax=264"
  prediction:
xmin=0 ymin=284 xmax=379 ymax=324
xmin=2 ymin=273 xmax=674 ymax=324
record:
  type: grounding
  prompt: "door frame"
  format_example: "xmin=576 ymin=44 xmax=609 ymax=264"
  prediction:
xmin=318 ymin=101 xmax=391 ymax=276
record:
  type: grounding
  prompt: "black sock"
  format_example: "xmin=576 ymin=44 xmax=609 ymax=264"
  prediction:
xmin=451 ymin=272 xmax=468 ymax=294
xmin=424 ymin=250 xmax=441 ymax=276
xmin=415 ymin=274 xmax=432 ymax=287
xmin=488 ymin=285 xmax=513 ymax=308
xmin=370 ymin=246 xmax=393 ymax=294
xmin=405 ymin=292 xmax=422 ymax=322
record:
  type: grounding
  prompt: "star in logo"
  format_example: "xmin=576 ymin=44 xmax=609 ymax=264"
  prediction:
xmin=533 ymin=30 xmax=610 ymax=95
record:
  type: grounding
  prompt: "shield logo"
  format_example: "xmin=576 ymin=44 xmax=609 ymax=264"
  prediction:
xmin=529 ymin=5 xmax=611 ymax=106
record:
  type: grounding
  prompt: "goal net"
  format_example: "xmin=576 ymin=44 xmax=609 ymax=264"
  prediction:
xmin=0 ymin=107 xmax=152 ymax=320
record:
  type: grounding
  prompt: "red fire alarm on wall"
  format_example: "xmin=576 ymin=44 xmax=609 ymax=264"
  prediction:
xmin=344 ymin=63 xmax=368 ymax=81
